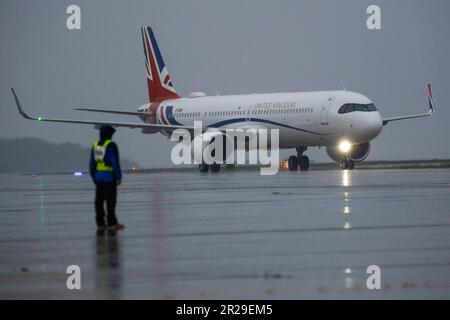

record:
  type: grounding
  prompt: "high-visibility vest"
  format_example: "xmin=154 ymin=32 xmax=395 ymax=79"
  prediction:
xmin=93 ymin=140 xmax=113 ymax=172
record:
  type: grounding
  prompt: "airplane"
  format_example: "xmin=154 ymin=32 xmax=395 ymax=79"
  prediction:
xmin=11 ymin=26 xmax=436 ymax=173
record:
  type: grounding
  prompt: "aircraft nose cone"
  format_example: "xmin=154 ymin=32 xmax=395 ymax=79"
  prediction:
xmin=349 ymin=112 xmax=383 ymax=143
xmin=365 ymin=112 xmax=383 ymax=140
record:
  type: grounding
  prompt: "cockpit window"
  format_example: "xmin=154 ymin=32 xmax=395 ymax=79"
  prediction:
xmin=338 ymin=103 xmax=377 ymax=114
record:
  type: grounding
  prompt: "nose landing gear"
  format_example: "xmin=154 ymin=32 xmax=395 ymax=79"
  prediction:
xmin=340 ymin=158 xmax=355 ymax=170
xmin=288 ymin=146 xmax=310 ymax=171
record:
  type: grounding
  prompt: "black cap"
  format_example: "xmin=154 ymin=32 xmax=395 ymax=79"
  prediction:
xmin=99 ymin=125 xmax=116 ymax=140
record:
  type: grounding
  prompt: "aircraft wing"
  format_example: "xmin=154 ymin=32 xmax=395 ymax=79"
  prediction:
xmin=11 ymin=88 xmax=193 ymax=131
xmin=75 ymin=108 xmax=147 ymax=116
xmin=382 ymin=84 xmax=436 ymax=126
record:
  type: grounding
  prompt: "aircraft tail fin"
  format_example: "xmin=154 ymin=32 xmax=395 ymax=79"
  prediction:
xmin=141 ymin=26 xmax=179 ymax=102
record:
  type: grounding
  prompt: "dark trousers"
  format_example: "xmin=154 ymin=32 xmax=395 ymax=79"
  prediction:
xmin=95 ymin=183 xmax=118 ymax=227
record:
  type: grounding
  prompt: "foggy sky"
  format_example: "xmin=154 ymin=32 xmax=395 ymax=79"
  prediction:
xmin=1 ymin=0 xmax=449 ymax=167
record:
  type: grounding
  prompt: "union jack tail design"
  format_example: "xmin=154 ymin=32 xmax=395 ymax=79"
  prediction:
xmin=141 ymin=26 xmax=179 ymax=102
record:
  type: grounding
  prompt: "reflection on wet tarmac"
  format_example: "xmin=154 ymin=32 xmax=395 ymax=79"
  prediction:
xmin=95 ymin=230 xmax=122 ymax=299
xmin=1 ymin=169 xmax=450 ymax=298
xmin=341 ymin=170 xmax=351 ymax=187
xmin=342 ymin=222 xmax=352 ymax=230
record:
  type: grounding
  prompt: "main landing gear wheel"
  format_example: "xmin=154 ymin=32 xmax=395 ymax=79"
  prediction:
xmin=288 ymin=156 xmax=299 ymax=171
xmin=210 ymin=164 xmax=221 ymax=173
xmin=341 ymin=159 xmax=355 ymax=170
xmin=199 ymin=163 xmax=221 ymax=173
xmin=288 ymin=146 xmax=310 ymax=171
xmin=288 ymin=155 xmax=310 ymax=171
xmin=299 ymin=155 xmax=310 ymax=171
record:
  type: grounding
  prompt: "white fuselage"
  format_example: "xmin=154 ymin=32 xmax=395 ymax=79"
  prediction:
xmin=138 ymin=90 xmax=383 ymax=149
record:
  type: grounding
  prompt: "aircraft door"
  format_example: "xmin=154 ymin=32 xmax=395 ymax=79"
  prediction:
xmin=321 ymin=96 xmax=333 ymax=125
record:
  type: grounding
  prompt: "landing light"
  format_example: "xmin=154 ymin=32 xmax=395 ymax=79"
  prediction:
xmin=74 ymin=171 xmax=83 ymax=177
xmin=338 ymin=140 xmax=352 ymax=153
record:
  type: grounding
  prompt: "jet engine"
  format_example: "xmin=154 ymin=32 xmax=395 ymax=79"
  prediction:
xmin=191 ymin=131 xmax=232 ymax=164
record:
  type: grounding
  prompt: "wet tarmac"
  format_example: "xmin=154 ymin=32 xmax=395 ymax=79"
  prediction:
xmin=1 ymin=168 xmax=450 ymax=299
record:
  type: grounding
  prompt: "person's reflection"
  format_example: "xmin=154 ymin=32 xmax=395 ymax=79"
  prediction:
xmin=95 ymin=229 xmax=122 ymax=298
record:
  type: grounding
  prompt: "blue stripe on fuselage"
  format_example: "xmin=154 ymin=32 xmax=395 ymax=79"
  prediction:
xmin=162 ymin=112 xmax=331 ymax=136
xmin=165 ymin=106 xmax=183 ymax=125
xmin=209 ymin=118 xmax=331 ymax=135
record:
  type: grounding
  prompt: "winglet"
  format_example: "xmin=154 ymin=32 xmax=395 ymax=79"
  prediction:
xmin=381 ymin=84 xmax=437 ymax=126
xmin=428 ymin=83 xmax=436 ymax=114
xmin=11 ymin=88 xmax=36 ymax=120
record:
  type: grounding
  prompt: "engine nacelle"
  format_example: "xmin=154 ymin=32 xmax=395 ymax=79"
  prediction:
xmin=326 ymin=142 xmax=371 ymax=163
xmin=188 ymin=128 xmax=269 ymax=164
xmin=191 ymin=131 xmax=232 ymax=164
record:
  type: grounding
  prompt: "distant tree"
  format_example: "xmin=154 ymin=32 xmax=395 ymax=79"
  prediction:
xmin=0 ymin=138 xmax=139 ymax=173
